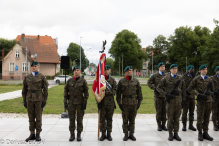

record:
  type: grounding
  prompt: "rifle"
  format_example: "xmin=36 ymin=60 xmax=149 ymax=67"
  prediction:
xmin=165 ymin=68 xmax=193 ymax=103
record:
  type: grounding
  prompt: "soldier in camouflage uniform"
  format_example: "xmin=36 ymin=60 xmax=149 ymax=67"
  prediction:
xmin=147 ymin=62 xmax=167 ymax=131
xmin=182 ymin=65 xmax=196 ymax=131
xmin=116 ymin=66 xmax=143 ymax=141
xmin=64 ymin=66 xmax=89 ymax=141
xmin=22 ymin=61 xmax=48 ymax=142
xmin=211 ymin=66 xmax=219 ymax=131
xmin=187 ymin=65 xmax=214 ymax=141
xmin=157 ymin=64 xmax=186 ymax=141
xmin=98 ymin=65 xmax=117 ymax=141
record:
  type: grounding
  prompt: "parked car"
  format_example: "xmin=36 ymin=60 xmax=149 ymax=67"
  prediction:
xmin=54 ymin=75 xmax=72 ymax=84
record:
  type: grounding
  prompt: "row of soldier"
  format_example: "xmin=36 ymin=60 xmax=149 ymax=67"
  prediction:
xmin=22 ymin=61 xmax=219 ymax=142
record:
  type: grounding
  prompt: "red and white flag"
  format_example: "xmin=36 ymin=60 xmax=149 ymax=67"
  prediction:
xmin=92 ymin=53 xmax=106 ymax=103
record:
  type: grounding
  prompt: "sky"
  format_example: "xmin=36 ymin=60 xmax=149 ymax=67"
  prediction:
xmin=0 ymin=0 xmax=219 ymax=65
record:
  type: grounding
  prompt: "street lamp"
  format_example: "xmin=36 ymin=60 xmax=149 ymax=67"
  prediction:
xmin=80 ymin=36 xmax=83 ymax=70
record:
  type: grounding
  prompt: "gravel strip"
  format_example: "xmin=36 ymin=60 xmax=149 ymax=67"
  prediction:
xmin=0 ymin=113 xmax=155 ymax=119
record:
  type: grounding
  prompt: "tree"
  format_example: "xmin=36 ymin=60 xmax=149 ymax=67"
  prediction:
xmin=106 ymin=58 xmax=115 ymax=71
xmin=201 ymin=19 xmax=219 ymax=75
xmin=146 ymin=35 xmax=169 ymax=70
xmin=67 ymin=42 xmax=89 ymax=72
xmin=0 ymin=38 xmax=17 ymax=73
xmin=89 ymin=63 xmax=96 ymax=67
xmin=109 ymin=29 xmax=147 ymax=72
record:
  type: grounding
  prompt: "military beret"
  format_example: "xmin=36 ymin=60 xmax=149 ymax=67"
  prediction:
xmin=31 ymin=61 xmax=39 ymax=66
xmin=73 ymin=65 xmax=80 ymax=72
xmin=157 ymin=62 xmax=165 ymax=68
xmin=186 ymin=65 xmax=194 ymax=70
xmin=199 ymin=64 xmax=208 ymax=70
xmin=214 ymin=66 xmax=219 ymax=72
xmin=124 ymin=66 xmax=132 ymax=72
xmin=105 ymin=65 xmax=110 ymax=70
xmin=169 ymin=64 xmax=178 ymax=69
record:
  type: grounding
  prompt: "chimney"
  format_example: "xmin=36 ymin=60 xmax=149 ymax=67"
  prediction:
xmin=38 ymin=35 xmax=40 ymax=40
xmin=2 ymin=49 xmax=4 ymax=59
xmin=21 ymin=33 xmax=25 ymax=39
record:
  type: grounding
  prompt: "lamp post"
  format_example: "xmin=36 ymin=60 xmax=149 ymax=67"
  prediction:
xmin=80 ymin=36 xmax=83 ymax=70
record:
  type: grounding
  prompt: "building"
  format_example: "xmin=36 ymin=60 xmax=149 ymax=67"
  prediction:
xmin=1 ymin=34 xmax=60 ymax=80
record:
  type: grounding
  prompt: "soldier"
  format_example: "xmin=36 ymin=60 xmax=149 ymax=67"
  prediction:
xmin=64 ymin=66 xmax=89 ymax=141
xmin=147 ymin=62 xmax=167 ymax=131
xmin=116 ymin=66 xmax=143 ymax=141
xmin=187 ymin=65 xmax=214 ymax=141
xmin=22 ymin=61 xmax=48 ymax=142
xmin=182 ymin=65 xmax=196 ymax=131
xmin=211 ymin=66 xmax=219 ymax=131
xmin=157 ymin=64 xmax=186 ymax=141
xmin=98 ymin=65 xmax=117 ymax=141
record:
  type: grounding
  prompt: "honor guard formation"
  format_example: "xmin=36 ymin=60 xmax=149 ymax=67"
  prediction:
xmin=22 ymin=61 xmax=219 ymax=142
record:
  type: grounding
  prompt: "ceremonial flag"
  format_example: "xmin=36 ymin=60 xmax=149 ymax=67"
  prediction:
xmin=92 ymin=53 xmax=106 ymax=103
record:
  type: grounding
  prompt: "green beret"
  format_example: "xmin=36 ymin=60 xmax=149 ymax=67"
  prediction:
xmin=31 ymin=61 xmax=39 ymax=66
xmin=105 ymin=65 xmax=110 ymax=70
xmin=186 ymin=65 xmax=194 ymax=70
xmin=214 ymin=66 xmax=219 ymax=72
xmin=157 ymin=62 xmax=165 ymax=68
xmin=199 ymin=64 xmax=208 ymax=70
xmin=73 ymin=65 xmax=80 ymax=72
xmin=124 ymin=66 xmax=132 ymax=72
xmin=169 ymin=64 xmax=178 ymax=69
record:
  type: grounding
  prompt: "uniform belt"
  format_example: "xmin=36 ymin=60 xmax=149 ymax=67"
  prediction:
xmin=29 ymin=90 xmax=42 ymax=93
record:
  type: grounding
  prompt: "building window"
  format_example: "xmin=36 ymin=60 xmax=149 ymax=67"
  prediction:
xmin=15 ymin=51 xmax=20 ymax=58
xmin=9 ymin=63 xmax=15 ymax=71
xmin=22 ymin=62 xmax=29 ymax=71
xmin=143 ymin=63 xmax=147 ymax=67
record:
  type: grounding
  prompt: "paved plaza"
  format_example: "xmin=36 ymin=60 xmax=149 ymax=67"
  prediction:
xmin=0 ymin=117 xmax=219 ymax=146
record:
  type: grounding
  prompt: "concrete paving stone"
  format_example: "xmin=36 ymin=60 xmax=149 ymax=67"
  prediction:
xmin=81 ymin=141 xmax=125 ymax=146
xmin=123 ymin=141 xmax=168 ymax=146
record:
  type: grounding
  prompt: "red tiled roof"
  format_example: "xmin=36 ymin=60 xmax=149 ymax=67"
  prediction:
xmin=17 ymin=34 xmax=59 ymax=64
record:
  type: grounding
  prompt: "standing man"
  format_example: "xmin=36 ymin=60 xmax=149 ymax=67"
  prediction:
xmin=98 ymin=65 xmax=117 ymax=141
xmin=182 ymin=65 xmax=196 ymax=131
xmin=64 ymin=66 xmax=89 ymax=141
xmin=22 ymin=61 xmax=48 ymax=142
xmin=148 ymin=62 xmax=167 ymax=131
xmin=187 ymin=65 xmax=214 ymax=141
xmin=157 ymin=64 xmax=186 ymax=141
xmin=116 ymin=66 xmax=143 ymax=141
xmin=211 ymin=66 xmax=219 ymax=131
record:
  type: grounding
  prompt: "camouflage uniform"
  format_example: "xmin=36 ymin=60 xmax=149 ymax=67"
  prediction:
xmin=182 ymin=75 xmax=196 ymax=125
xmin=100 ymin=76 xmax=117 ymax=133
xmin=22 ymin=73 xmax=48 ymax=134
xmin=116 ymin=77 xmax=143 ymax=134
xmin=187 ymin=76 xmax=214 ymax=133
xmin=157 ymin=74 xmax=186 ymax=133
xmin=210 ymin=76 xmax=219 ymax=127
xmin=64 ymin=77 xmax=89 ymax=134
xmin=147 ymin=72 xmax=166 ymax=127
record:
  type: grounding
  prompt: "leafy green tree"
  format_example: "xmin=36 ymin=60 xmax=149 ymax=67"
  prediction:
xmin=67 ymin=42 xmax=89 ymax=72
xmin=109 ymin=29 xmax=147 ymax=72
xmin=0 ymin=38 xmax=17 ymax=73
xmin=146 ymin=35 xmax=169 ymax=70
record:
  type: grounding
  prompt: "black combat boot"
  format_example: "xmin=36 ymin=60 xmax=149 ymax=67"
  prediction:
xmin=188 ymin=124 xmax=196 ymax=131
xmin=168 ymin=132 xmax=173 ymax=141
xmin=214 ymin=125 xmax=218 ymax=131
xmin=198 ymin=132 xmax=203 ymax=141
xmin=129 ymin=133 xmax=136 ymax=141
xmin=173 ymin=132 xmax=181 ymax=141
xmin=36 ymin=134 xmax=41 ymax=141
xmin=157 ymin=125 xmax=162 ymax=131
xmin=25 ymin=134 xmax=36 ymax=142
xmin=162 ymin=122 xmax=167 ymax=131
xmin=77 ymin=133 xmax=81 ymax=141
xmin=107 ymin=132 xmax=112 ymax=141
xmin=123 ymin=133 xmax=128 ymax=141
xmin=99 ymin=132 xmax=106 ymax=141
xmin=182 ymin=123 xmax=186 ymax=131
xmin=203 ymin=132 xmax=213 ymax=141
xmin=69 ymin=132 xmax=75 ymax=141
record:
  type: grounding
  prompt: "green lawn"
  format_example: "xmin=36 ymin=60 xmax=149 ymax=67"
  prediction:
xmin=0 ymin=86 xmax=22 ymax=94
xmin=0 ymin=85 xmax=155 ymax=114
